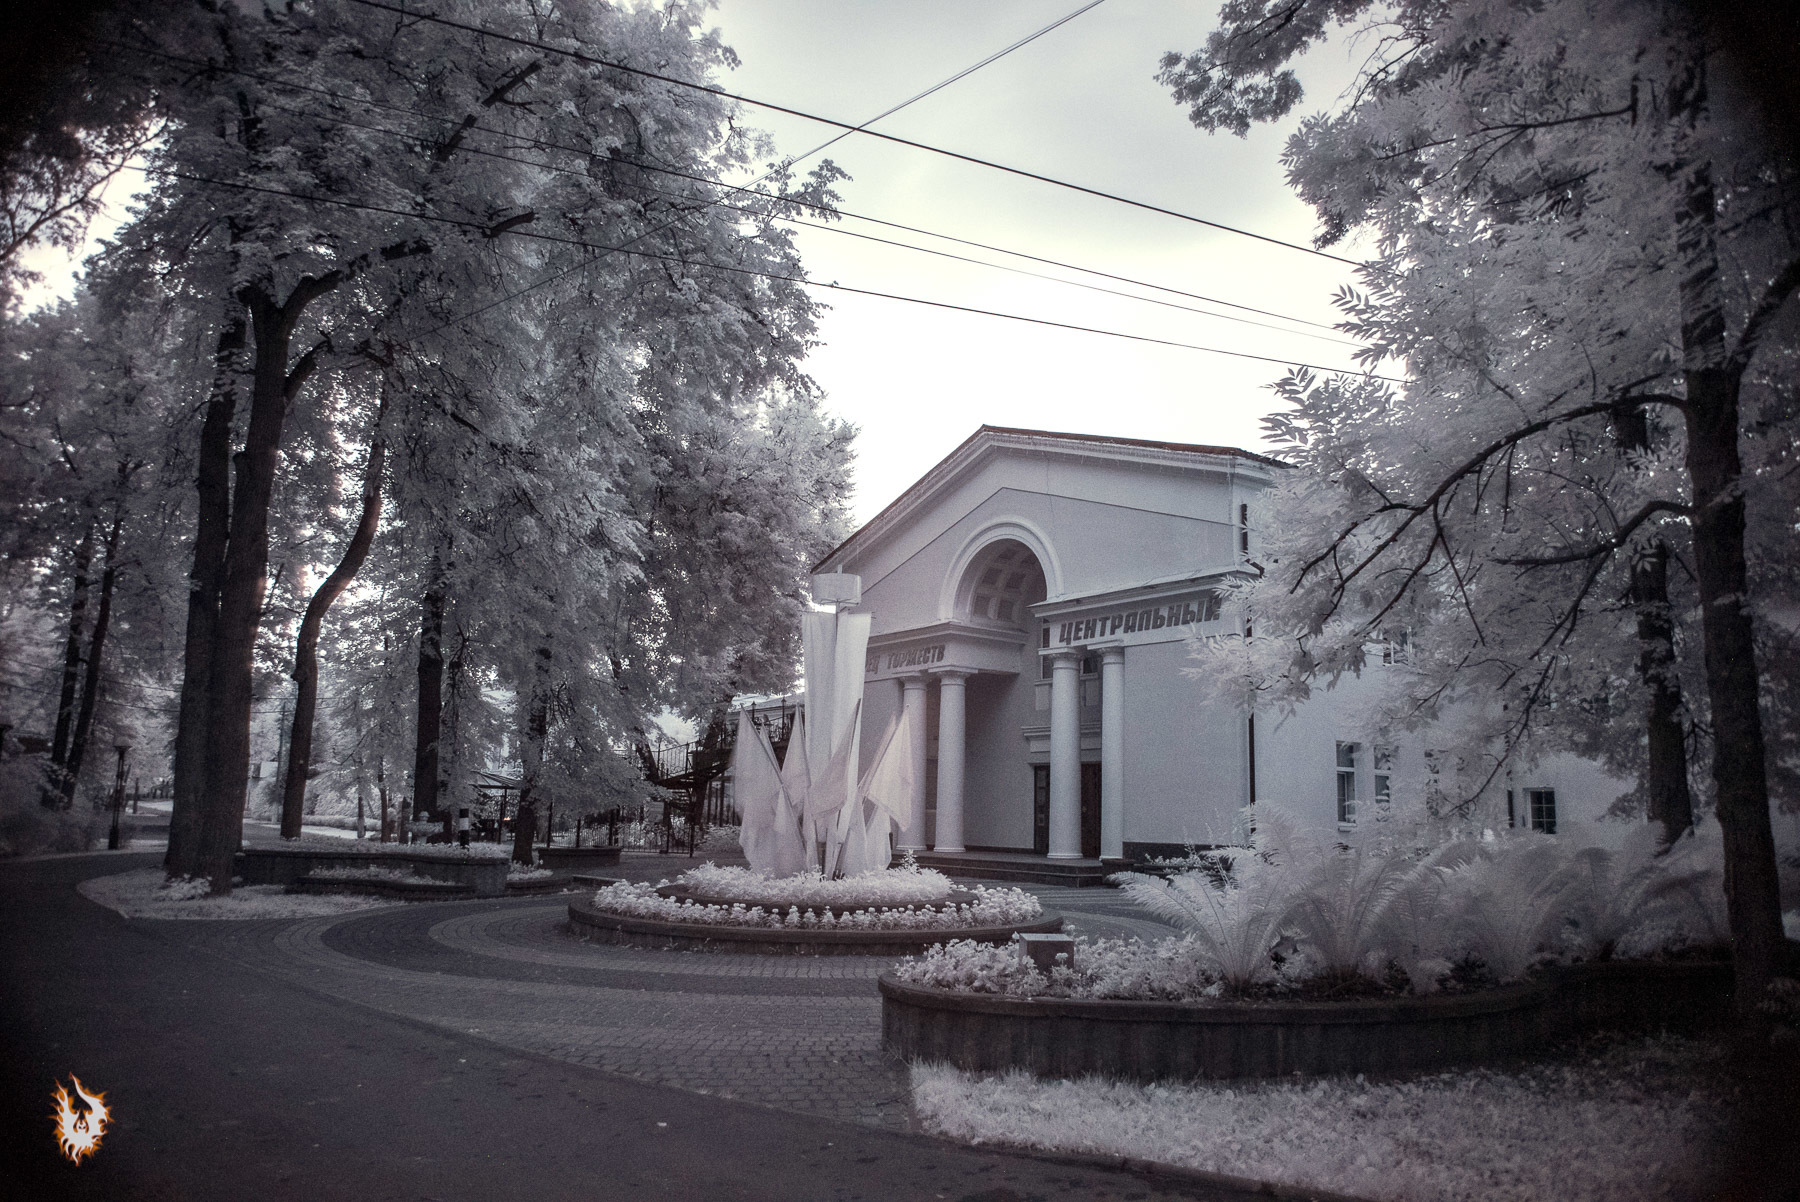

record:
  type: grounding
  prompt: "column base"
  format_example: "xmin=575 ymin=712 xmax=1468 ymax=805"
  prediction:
xmin=895 ymin=843 xmax=926 ymax=854
xmin=1045 ymin=852 xmax=1084 ymax=860
xmin=932 ymin=845 xmax=966 ymax=854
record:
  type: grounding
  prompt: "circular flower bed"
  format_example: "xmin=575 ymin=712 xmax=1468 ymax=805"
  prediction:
xmin=880 ymin=806 xmax=1750 ymax=1080
xmin=593 ymin=879 xmax=1040 ymax=930
xmin=670 ymin=861 xmax=956 ymax=909
xmin=567 ymin=864 xmax=1060 ymax=955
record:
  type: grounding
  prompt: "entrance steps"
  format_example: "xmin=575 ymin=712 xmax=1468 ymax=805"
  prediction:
xmin=898 ymin=849 xmax=1120 ymax=887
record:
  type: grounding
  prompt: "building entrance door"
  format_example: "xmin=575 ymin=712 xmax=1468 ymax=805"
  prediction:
xmin=1031 ymin=763 xmax=1103 ymax=857
xmin=1080 ymin=762 xmax=1101 ymax=859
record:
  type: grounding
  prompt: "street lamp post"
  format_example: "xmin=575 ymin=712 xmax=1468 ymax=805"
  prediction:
xmin=108 ymin=744 xmax=131 ymax=851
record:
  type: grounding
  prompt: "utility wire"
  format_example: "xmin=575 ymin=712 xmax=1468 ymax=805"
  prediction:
xmin=242 ymin=93 xmax=1359 ymax=347
xmin=344 ymin=0 xmax=1367 ymax=269
xmin=110 ymin=38 xmax=1346 ymax=336
xmin=774 ymin=0 xmax=1110 ymax=170
xmin=100 ymin=159 xmax=1398 ymax=380
xmin=384 ymin=0 xmax=1127 ymax=338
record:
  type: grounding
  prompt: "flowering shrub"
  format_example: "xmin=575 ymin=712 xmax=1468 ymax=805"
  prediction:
xmin=308 ymin=865 xmax=422 ymax=883
xmin=893 ymin=935 xmax=1221 ymax=1000
xmin=508 ymin=864 xmax=555 ymax=881
xmin=588 ymin=880 xmax=1040 ymax=931
xmin=675 ymin=860 xmax=955 ymax=908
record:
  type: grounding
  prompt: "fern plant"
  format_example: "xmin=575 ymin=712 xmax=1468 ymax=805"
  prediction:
xmin=1276 ymin=810 xmax=1415 ymax=978
xmin=1613 ymin=819 xmax=1729 ymax=956
xmin=1442 ymin=835 xmax=1582 ymax=982
xmin=1114 ymin=806 xmax=1301 ymax=988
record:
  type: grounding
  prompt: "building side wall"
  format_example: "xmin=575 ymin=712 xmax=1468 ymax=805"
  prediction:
xmin=1121 ymin=639 xmax=1247 ymax=849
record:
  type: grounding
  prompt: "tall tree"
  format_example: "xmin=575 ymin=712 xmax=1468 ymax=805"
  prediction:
xmin=279 ymin=383 xmax=388 ymax=837
xmin=1166 ymin=0 xmax=1799 ymax=1012
xmin=106 ymin=0 xmax=844 ymax=888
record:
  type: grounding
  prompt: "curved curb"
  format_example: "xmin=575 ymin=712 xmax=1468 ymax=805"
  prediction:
xmin=880 ymin=958 xmax=1733 ymax=1080
xmin=568 ymin=894 xmax=1062 ymax=956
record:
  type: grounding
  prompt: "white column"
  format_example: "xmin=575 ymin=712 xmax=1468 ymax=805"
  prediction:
xmin=933 ymin=670 xmax=969 ymax=852
xmin=1048 ymin=650 xmax=1081 ymax=859
xmin=1100 ymin=645 xmax=1125 ymax=860
xmin=897 ymin=675 xmax=930 ymax=852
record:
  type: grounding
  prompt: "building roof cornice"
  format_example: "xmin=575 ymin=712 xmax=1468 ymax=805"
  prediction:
xmin=813 ymin=425 xmax=1286 ymax=574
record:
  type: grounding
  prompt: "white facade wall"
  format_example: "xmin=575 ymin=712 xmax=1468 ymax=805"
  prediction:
xmin=798 ymin=426 xmax=1631 ymax=860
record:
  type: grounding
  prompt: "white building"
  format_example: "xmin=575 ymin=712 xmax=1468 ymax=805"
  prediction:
xmin=801 ymin=425 xmax=1627 ymax=879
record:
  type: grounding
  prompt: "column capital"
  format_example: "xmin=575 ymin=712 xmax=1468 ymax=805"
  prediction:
xmin=1044 ymin=647 xmax=1083 ymax=665
xmin=1099 ymin=644 xmax=1125 ymax=667
xmin=898 ymin=672 xmax=931 ymax=690
xmin=930 ymin=666 xmax=973 ymax=683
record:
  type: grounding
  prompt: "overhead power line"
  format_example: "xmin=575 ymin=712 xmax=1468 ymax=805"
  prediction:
xmin=776 ymin=0 xmax=1111 ymax=170
xmin=111 ymin=36 xmax=1347 ymax=338
xmin=240 ymin=93 xmax=1357 ymax=347
xmin=103 ymin=159 xmax=1399 ymax=380
xmin=343 ymin=0 xmax=1368 ymax=270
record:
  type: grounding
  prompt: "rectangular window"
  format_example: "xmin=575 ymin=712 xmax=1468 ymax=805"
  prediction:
xmin=1373 ymin=745 xmax=1394 ymax=808
xmin=1336 ymin=741 xmax=1359 ymax=824
xmin=1239 ymin=502 xmax=1250 ymax=555
xmin=1527 ymin=788 xmax=1557 ymax=834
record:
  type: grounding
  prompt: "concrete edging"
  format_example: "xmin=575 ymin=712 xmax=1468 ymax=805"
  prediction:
xmin=880 ymin=958 xmax=1733 ymax=1080
xmin=289 ymin=875 xmax=474 ymax=900
xmin=236 ymin=847 xmax=509 ymax=897
xmin=566 ymin=894 xmax=1063 ymax=956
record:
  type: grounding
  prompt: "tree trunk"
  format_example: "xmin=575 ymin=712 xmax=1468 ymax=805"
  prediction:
xmin=193 ymin=282 xmax=335 ymax=893
xmin=1630 ymin=545 xmax=1694 ymax=841
xmin=438 ymin=625 xmax=467 ymax=840
xmin=378 ymin=760 xmax=391 ymax=842
xmin=61 ymin=507 xmax=124 ymax=807
xmin=412 ymin=560 xmax=445 ymax=838
xmin=1676 ymin=159 xmax=1784 ymax=1016
xmin=511 ymin=648 xmax=551 ymax=866
xmin=45 ymin=522 xmax=95 ymax=807
xmin=168 ymin=316 xmax=245 ymax=877
xmin=279 ymin=403 xmax=387 ymax=838
xmin=1612 ymin=405 xmax=1695 ymax=842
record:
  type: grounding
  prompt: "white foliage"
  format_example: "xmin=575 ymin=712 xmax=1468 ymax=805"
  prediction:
xmin=1441 ymin=836 xmax=1583 ymax=982
xmin=1113 ymin=806 xmax=1303 ymax=987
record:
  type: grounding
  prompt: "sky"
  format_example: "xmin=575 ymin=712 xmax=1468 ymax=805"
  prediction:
xmin=704 ymin=0 xmax=1373 ymax=525
xmin=16 ymin=0 xmax=1377 ymax=529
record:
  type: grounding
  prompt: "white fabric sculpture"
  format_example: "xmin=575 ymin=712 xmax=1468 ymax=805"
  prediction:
xmin=802 ymin=608 xmax=871 ymax=874
xmin=730 ymin=709 xmax=806 ymax=877
xmin=841 ymin=708 xmax=917 ymax=875
xmin=732 ymin=591 xmax=923 ymax=878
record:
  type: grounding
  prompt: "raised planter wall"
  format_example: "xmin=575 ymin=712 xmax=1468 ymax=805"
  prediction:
xmin=880 ymin=959 xmax=1733 ymax=1082
xmin=539 ymin=845 xmax=622 ymax=872
xmin=567 ymin=894 xmax=1062 ymax=956
xmin=235 ymin=847 xmax=509 ymax=897
xmin=289 ymin=876 xmax=474 ymax=900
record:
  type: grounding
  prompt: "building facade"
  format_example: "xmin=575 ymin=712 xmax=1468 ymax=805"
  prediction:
xmin=805 ymin=425 xmax=1625 ymax=864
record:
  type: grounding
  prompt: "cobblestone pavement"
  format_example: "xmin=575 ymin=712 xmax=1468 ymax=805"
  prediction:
xmin=164 ymin=868 xmax=1177 ymax=1134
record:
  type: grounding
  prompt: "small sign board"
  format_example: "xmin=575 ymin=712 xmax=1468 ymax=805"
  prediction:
xmin=810 ymin=572 xmax=862 ymax=606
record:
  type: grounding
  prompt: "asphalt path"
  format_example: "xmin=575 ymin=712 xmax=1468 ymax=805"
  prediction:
xmin=0 ymin=852 xmax=1302 ymax=1202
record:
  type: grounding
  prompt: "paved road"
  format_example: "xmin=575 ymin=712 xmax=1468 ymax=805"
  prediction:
xmin=0 ymin=851 xmax=1299 ymax=1202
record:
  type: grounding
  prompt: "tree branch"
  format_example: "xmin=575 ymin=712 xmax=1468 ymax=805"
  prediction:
xmin=1727 ymin=255 xmax=1800 ymax=379
xmin=1499 ymin=499 xmax=1691 ymax=567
